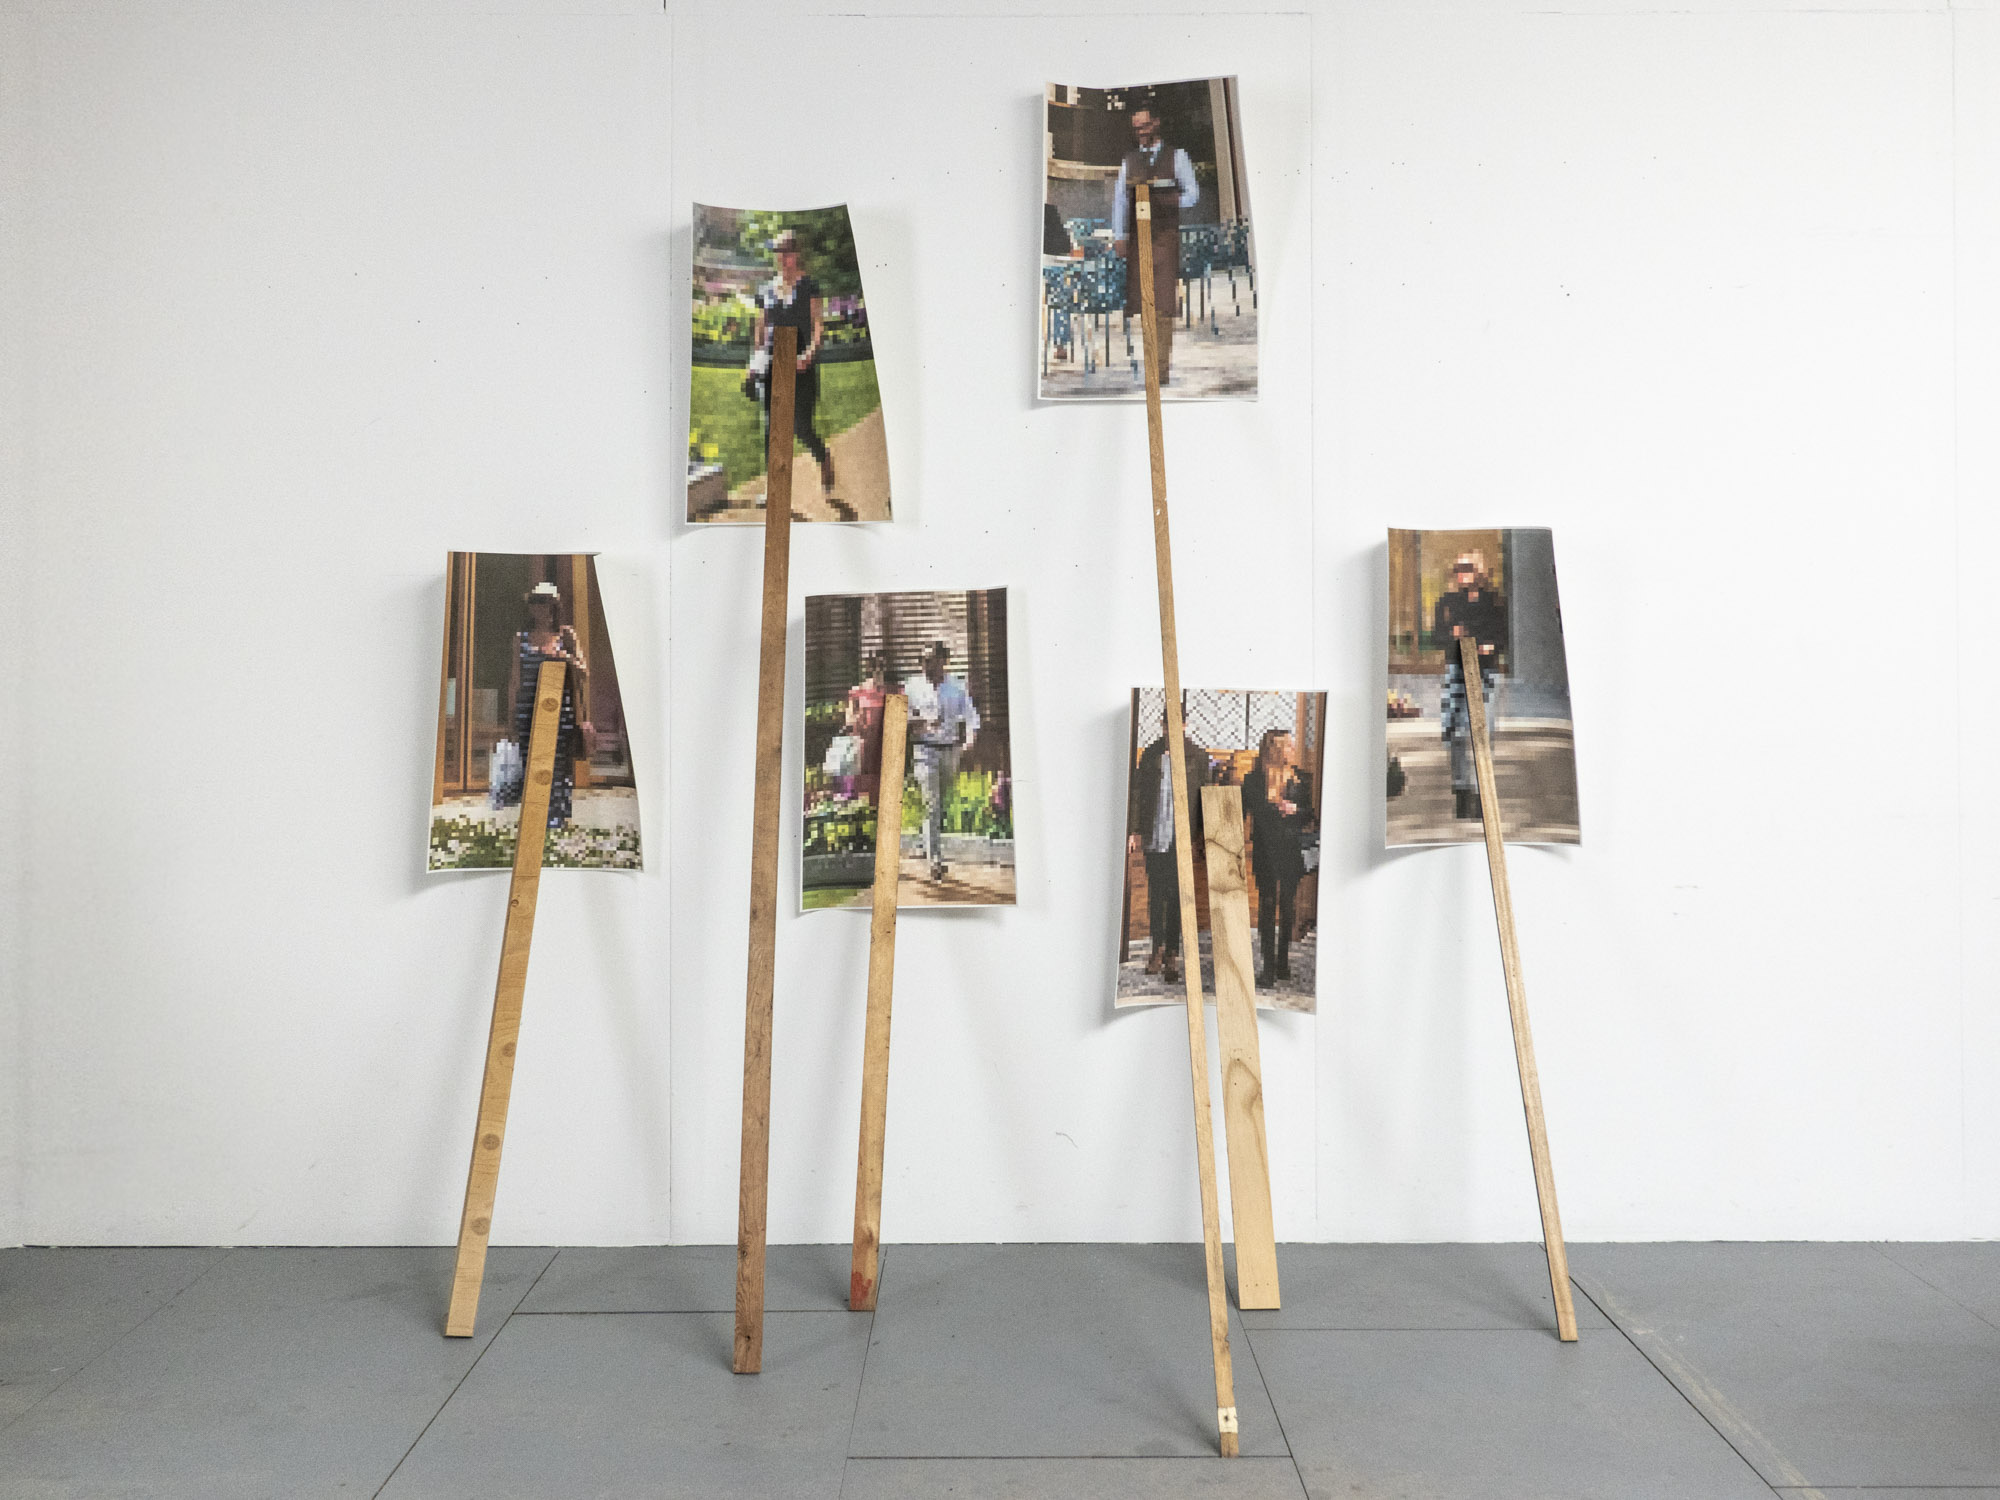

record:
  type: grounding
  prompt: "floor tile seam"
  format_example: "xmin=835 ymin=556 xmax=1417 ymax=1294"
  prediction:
xmin=846 ymin=1251 xmax=881 ymax=1462
xmin=1873 ymin=1245 xmax=2000 ymax=1336
xmin=370 ymin=1247 xmax=559 ymax=1500
xmin=840 ymin=1456 xmax=1311 ymax=1465
xmin=508 ymin=1312 xmax=868 ymax=1320
xmin=1571 ymin=1273 xmax=1802 ymax=1498
xmin=844 ymin=1450 xmax=1301 ymax=1461
xmin=1233 ymin=1310 xmax=1309 ymax=1496
xmin=1242 ymin=1322 xmax=1600 ymax=1333
xmin=0 ymin=1245 xmax=237 ymax=1439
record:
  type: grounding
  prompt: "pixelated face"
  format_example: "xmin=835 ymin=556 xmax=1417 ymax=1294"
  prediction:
xmin=925 ymin=654 xmax=946 ymax=684
xmin=1131 ymin=109 xmax=1160 ymax=145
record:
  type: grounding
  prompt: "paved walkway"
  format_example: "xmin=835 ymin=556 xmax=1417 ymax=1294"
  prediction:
xmin=1117 ymin=930 xmax=1317 ymax=1014
xmin=1387 ymin=715 xmax=1580 ymax=846
xmin=703 ymin=408 xmax=892 ymax=524
xmin=6 ymin=1241 xmax=1995 ymax=1496
xmin=1040 ymin=288 xmax=1259 ymax=401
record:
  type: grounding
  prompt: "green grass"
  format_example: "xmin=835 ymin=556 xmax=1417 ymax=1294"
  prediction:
xmin=803 ymin=885 xmax=868 ymax=910
xmin=689 ymin=361 xmax=883 ymax=491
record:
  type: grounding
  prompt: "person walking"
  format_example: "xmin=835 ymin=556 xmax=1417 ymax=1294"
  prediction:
xmin=1110 ymin=103 xmax=1198 ymax=386
xmin=905 ymin=642 xmax=979 ymax=882
xmin=502 ymin=581 xmax=589 ymax=830
xmin=750 ymin=227 xmax=838 ymax=503
xmin=843 ymin=652 xmax=890 ymax=804
xmin=1126 ymin=724 xmax=1209 ymax=984
xmin=1242 ymin=728 xmax=1313 ymax=988
xmin=1436 ymin=551 xmax=1509 ymax=821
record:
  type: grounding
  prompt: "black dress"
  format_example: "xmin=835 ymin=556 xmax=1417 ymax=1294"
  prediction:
xmin=506 ymin=632 xmax=577 ymax=827
xmin=1243 ymin=764 xmax=1313 ymax=974
xmin=758 ymin=273 xmax=832 ymax=474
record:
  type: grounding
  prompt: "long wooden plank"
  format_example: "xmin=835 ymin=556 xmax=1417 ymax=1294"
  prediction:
xmin=850 ymin=693 xmax=910 ymax=1311
xmin=445 ymin=657 xmax=567 ymax=1337
xmin=1137 ymin=182 xmax=1240 ymax=1457
xmin=1461 ymin=635 xmax=1578 ymax=1343
xmin=1201 ymin=785 xmax=1280 ymax=1311
xmin=733 ymin=326 xmax=799 ymax=1375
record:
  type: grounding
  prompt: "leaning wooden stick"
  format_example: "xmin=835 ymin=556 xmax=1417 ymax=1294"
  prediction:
xmin=1137 ymin=181 xmax=1240 ymax=1456
xmin=850 ymin=694 xmax=910 ymax=1311
xmin=1461 ymin=635 xmax=1578 ymax=1343
xmin=445 ymin=657 xmax=567 ymax=1337
xmin=1201 ymin=785 xmax=1281 ymax=1311
xmin=734 ymin=325 xmax=799 ymax=1375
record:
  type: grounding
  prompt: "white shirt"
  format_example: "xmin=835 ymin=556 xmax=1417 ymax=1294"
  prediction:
xmin=905 ymin=672 xmax=979 ymax=751
xmin=1110 ymin=144 xmax=1200 ymax=242
xmin=1148 ymin=750 xmax=1176 ymax=853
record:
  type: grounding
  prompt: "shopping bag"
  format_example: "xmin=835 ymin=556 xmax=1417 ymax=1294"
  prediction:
xmin=489 ymin=740 xmax=524 ymax=809
xmin=823 ymin=734 xmax=860 ymax=779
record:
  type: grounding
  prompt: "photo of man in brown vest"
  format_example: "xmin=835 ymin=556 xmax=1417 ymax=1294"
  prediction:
xmin=1110 ymin=104 xmax=1199 ymax=387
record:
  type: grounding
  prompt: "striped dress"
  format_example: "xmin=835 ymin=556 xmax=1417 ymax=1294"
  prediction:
xmin=510 ymin=632 xmax=577 ymax=826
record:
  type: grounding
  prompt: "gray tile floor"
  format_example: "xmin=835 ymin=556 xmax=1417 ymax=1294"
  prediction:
xmin=1 ymin=1242 xmax=1995 ymax=1498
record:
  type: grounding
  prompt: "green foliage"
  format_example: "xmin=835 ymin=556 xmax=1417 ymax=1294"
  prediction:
xmin=738 ymin=207 xmax=863 ymax=299
xmin=687 ymin=362 xmax=883 ymax=491
xmin=800 ymin=769 xmax=1011 ymax=865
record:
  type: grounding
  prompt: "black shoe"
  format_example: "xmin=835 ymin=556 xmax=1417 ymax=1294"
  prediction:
xmin=1274 ymin=955 xmax=1292 ymax=982
xmin=1255 ymin=966 xmax=1274 ymax=990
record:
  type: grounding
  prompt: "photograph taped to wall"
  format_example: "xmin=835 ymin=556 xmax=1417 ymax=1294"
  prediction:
xmin=803 ymin=589 xmax=1013 ymax=910
xmin=688 ymin=203 xmax=890 ymax=523
xmin=1386 ymin=528 xmax=1580 ymax=846
xmin=429 ymin=552 xmax=641 ymax=872
xmin=1040 ymin=77 xmax=1256 ymax=402
xmin=1117 ymin=689 xmax=1325 ymax=1014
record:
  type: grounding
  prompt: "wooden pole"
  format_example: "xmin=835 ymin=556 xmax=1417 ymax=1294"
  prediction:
xmin=733 ymin=326 xmax=798 ymax=1375
xmin=850 ymin=694 xmax=909 ymax=1311
xmin=1137 ymin=182 xmax=1240 ymax=1456
xmin=444 ymin=657 xmax=567 ymax=1337
xmin=1201 ymin=785 xmax=1280 ymax=1311
xmin=1461 ymin=636 xmax=1578 ymax=1343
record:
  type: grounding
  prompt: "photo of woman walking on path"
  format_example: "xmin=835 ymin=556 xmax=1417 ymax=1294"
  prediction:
xmin=687 ymin=203 xmax=891 ymax=523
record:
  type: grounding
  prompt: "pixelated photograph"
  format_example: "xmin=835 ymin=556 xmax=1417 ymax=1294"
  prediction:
xmin=429 ymin=552 xmax=641 ymax=872
xmin=1386 ymin=528 xmax=1580 ymax=846
xmin=1116 ymin=689 xmax=1325 ymax=1014
xmin=687 ymin=203 xmax=890 ymax=523
xmin=1040 ymin=77 xmax=1257 ymax=402
xmin=802 ymin=589 xmax=1013 ymax=910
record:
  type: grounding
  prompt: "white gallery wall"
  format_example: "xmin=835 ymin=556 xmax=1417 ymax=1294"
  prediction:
xmin=1 ymin=0 xmax=1995 ymax=1249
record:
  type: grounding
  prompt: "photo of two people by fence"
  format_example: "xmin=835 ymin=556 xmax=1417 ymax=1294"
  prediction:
xmin=1116 ymin=689 xmax=1326 ymax=1014
xmin=687 ymin=203 xmax=891 ymax=524
xmin=1041 ymin=76 xmax=1258 ymax=401
xmin=428 ymin=552 xmax=641 ymax=872
xmin=801 ymin=589 xmax=1014 ymax=910
xmin=1385 ymin=528 xmax=1581 ymax=846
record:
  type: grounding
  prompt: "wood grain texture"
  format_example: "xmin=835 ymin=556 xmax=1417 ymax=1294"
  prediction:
xmin=1201 ymin=786 xmax=1281 ymax=1312
xmin=1138 ymin=184 xmax=1240 ymax=1457
xmin=443 ymin=658 xmax=566 ymax=1337
xmin=850 ymin=694 xmax=909 ymax=1311
xmin=734 ymin=327 xmax=798 ymax=1375
xmin=1461 ymin=636 xmax=1579 ymax=1343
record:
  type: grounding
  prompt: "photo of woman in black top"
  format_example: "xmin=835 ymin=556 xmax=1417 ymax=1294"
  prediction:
xmin=1242 ymin=727 xmax=1314 ymax=989
xmin=752 ymin=228 xmax=836 ymax=501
